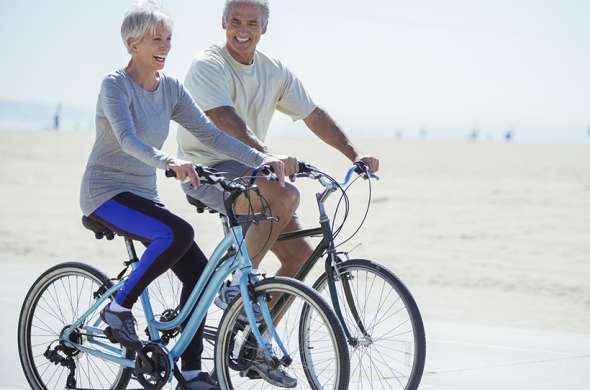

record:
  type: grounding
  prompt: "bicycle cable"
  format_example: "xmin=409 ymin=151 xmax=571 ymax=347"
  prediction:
xmin=333 ymin=168 xmax=373 ymax=249
xmin=226 ymin=174 xmax=275 ymax=271
xmin=312 ymin=168 xmax=351 ymax=241
xmin=318 ymin=165 xmax=373 ymax=249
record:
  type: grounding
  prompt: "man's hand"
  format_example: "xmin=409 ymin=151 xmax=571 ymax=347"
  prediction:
xmin=261 ymin=156 xmax=286 ymax=187
xmin=167 ymin=159 xmax=200 ymax=188
xmin=355 ymin=155 xmax=380 ymax=173
xmin=270 ymin=154 xmax=298 ymax=180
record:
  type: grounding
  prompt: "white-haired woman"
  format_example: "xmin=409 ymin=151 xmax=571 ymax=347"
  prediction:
xmin=80 ymin=3 xmax=283 ymax=389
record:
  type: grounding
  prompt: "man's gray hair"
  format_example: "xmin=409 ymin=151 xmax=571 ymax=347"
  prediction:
xmin=223 ymin=0 xmax=270 ymax=27
xmin=121 ymin=1 xmax=174 ymax=53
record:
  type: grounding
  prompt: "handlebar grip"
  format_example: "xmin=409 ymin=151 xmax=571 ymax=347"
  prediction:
xmin=297 ymin=161 xmax=313 ymax=173
xmin=165 ymin=164 xmax=205 ymax=179
xmin=353 ymin=161 xmax=379 ymax=180
xmin=353 ymin=161 xmax=368 ymax=175
xmin=259 ymin=165 xmax=274 ymax=176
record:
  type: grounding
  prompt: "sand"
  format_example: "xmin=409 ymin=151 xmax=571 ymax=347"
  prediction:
xmin=0 ymin=130 xmax=589 ymax=388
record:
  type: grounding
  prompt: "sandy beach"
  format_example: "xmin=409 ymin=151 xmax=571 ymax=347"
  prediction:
xmin=1 ymin=130 xmax=589 ymax=388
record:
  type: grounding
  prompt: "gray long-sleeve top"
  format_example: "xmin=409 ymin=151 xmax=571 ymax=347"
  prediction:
xmin=80 ymin=70 xmax=265 ymax=216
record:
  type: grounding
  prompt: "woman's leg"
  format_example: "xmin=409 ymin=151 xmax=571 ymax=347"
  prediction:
xmin=171 ymin=242 xmax=209 ymax=372
xmin=90 ymin=192 xmax=195 ymax=308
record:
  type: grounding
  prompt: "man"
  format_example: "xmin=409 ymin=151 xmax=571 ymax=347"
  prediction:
xmin=178 ymin=0 xmax=379 ymax=306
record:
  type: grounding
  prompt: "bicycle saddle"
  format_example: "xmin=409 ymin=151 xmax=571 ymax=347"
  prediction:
xmin=185 ymin=195 xmax=222 ymax=215
xmin=82 ymin=216 xmax=115 ymax=240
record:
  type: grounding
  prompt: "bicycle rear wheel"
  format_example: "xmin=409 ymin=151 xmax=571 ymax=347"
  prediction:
xmin=214 ymin=277 xmax=350 ymax=390
xmin=18 ymin=262 xmax=133 ymax=390
xmin=308 ymin=259 xmax=426 ymax=390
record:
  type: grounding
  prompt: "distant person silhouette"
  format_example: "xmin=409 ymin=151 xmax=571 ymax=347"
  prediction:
xmin=419 ymin=127 xmax=428 ymax=141
xmin=505 ymin=130 xmax=513 ymax=142
xmin=53 ymin=103 xmax=62 ymax=131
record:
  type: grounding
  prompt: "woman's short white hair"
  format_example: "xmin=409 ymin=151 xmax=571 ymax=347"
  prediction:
xmin=223 ymin=0 xmax=269 ymax=27
xmin=121 ymin=1 xmax=174 ymax=53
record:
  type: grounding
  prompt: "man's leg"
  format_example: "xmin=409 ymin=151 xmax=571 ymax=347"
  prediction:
xmin=233 ymin=178 xmax=300 ymax=268
xmin=183 ymin=160 xmax=309 ymax=276
xmin=269 ymin=215 xmax=314 ymax=278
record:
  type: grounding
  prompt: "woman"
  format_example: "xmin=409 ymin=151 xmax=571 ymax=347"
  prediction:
xmin=80 ymin=3 xmax=283 ymax=389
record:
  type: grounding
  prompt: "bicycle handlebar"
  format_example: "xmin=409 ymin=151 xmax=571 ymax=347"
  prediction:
xmin=166 ymin=163 xmax=280 ymax=227
xmin=165 ymin=163 xmax=279 ymax=193
xmin=295 ymin=160 xmax=379 ymax=187
xmin=165 ymin=164 xmax=247 ymax=193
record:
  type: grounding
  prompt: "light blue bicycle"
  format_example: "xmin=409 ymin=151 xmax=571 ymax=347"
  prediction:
xmin=18 ymin=166 xmax=350 ymax=389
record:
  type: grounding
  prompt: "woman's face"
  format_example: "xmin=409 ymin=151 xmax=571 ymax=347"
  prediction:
xmin=130 ymin=24 xmax=172 ymax=71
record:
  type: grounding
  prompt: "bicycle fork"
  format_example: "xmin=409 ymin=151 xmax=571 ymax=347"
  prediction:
xmin=232 ymin=224 xmax=292 ymax=367
xmin=238 ymin=273 xmax=292 ymax=366
xmin=317 ymin=192 xmax=371 ymax=347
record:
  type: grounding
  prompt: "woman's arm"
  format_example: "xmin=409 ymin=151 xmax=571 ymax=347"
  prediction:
xmin=100 ymin=76 xmax=172 ymax=169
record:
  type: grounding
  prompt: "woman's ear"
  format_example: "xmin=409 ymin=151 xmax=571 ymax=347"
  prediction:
xmin=127 ymin=37 xmax=137 ymax=53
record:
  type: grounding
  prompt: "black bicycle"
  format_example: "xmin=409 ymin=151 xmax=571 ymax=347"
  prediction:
xmin=150 ymin=161 xmax=426 ymax=389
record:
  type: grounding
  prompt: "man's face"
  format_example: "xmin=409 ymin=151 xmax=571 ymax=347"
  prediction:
xmin=223 ymin=2 xmax=266 ymax=64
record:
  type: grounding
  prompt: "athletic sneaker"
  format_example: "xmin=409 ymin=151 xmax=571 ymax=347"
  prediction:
xmin=100 ymin=303 xmax=142 ymax=352
xmin=214 ymin=281 xmax=263 ymax=322
xmin=239 ymin=351 xmax=297 ymax=388
xmin=176 ymin=372 xmax=219 ymax=390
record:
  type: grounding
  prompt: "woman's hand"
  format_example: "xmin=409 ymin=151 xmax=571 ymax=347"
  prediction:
xmin=261 ymin=156 xmax=286 ymax=187
xmin=167 ymin=159 xmax=200 ymax=188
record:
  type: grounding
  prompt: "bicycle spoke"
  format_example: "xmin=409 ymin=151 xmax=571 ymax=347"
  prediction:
xmin=313 ymin=261 xmax=425 ymax=390
xmin=21 ymin=266 xmax=130 ymax=390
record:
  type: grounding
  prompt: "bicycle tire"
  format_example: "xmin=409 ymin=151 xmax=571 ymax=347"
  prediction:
xmin=308 ymin=259 xmax=426 ymax=390
xmin=214 ymin=276 xmax=350 ymax=390
xmin=18 ymin=262 xmax=133 ymax=390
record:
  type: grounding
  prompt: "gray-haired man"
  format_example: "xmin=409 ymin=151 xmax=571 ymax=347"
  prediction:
xmin=177 ymin=3 xmax=378 ymax=380
xmin=178 ymin=0 xmax=378 ymax=277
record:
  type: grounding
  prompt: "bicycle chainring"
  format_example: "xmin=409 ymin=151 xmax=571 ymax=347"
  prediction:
xmin=135 ymin=343 xmax=171 ymax=390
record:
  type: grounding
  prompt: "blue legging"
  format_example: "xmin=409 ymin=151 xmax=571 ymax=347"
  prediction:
xmin=90 ymin=192 xmax=207 ymax=371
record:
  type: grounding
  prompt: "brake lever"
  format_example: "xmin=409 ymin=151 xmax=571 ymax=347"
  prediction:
xmin=250 ymin=165 xmax=279 ymax=186
xmin=353 ymin=161 xmax=379 ymax=181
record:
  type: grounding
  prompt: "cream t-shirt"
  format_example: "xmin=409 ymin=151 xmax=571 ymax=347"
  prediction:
xmin=177 ymin=44 xmax=316 ymax=166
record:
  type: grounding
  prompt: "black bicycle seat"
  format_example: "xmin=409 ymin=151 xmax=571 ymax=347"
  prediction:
xmin=185 ymin=195 xmax=221 ymax=215
xmin=82 ymin=216 xmax=115 ymax=240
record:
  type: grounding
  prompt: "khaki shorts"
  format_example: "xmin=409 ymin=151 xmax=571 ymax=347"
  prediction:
xmin=181 ymin=160 xmax=253 ymax=214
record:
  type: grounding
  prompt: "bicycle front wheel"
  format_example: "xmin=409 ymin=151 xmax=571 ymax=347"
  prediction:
xmin=18 ymin=262 xmax=133 ymax=390
xmin=214 ymin=276 xmax=350 ymax=390
xmin=309 ymin=259 xmax=426 ymax=390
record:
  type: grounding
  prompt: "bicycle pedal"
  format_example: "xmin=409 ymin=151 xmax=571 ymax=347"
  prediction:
xmin=103 ymin=327 xmax=119 ymax=344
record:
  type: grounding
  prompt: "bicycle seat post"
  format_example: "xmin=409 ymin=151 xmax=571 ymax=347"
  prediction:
xmin=124 ymin=238 xmax=139 ymax=262
xmin=219 ymin=214 xmax=230 ymax=235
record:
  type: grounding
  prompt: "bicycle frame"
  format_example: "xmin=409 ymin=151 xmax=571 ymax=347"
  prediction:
xmin=273 ymin=167 xmax=372 ymax=345
xmin=60 ymin=223 xmax=290 ymax=375
xmin=196 ymin=164 xmax=372 ymax=346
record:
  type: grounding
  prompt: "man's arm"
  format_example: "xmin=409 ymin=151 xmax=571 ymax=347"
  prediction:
xmin=204 ymin=106 xmax=268 ymax=153
xmin=303 ymin=107 xmax=379 ymax=172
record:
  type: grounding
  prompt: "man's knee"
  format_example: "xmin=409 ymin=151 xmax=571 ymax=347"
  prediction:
xmin=265 ymin=181 xmax=300 ymax=212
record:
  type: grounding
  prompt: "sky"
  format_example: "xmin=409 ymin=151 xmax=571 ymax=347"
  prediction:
xmin=1 ymin=0 xmax=589 ymax=142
